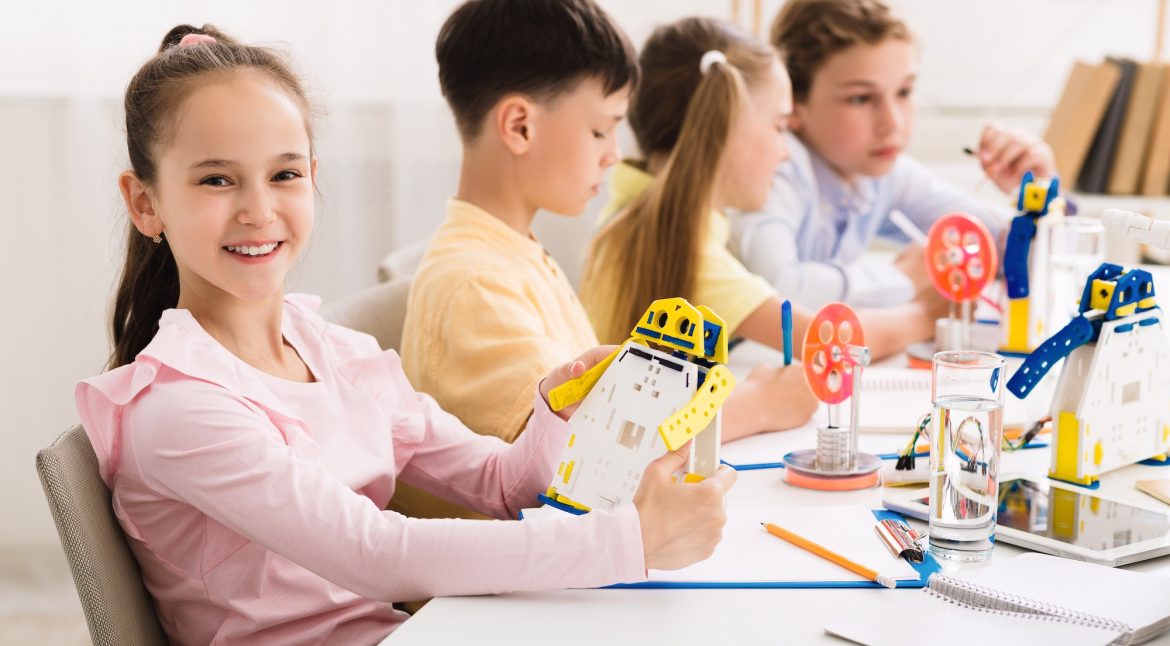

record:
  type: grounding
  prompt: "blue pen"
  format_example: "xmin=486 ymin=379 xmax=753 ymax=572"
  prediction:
xmin=781 ymin=300 xmax=793 ymax=366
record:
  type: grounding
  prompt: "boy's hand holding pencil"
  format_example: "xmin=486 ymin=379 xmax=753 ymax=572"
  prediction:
xmin=975 ymin=123 xmax=1058 ymax=194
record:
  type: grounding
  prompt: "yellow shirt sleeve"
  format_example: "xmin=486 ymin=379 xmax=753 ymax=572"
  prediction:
xmin=426 ymin=276 xmax=571 ymax=443
xmin=693 ymin=234 xmax=777 ymax=334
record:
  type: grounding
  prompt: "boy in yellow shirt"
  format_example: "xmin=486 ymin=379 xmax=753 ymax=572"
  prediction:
xmin=398 ymin=0 xmax=635 ymax=518
xmin=399 ymin=0 xmax=815 ymax=520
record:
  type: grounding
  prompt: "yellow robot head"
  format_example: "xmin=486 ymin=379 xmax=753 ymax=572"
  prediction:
xmin=631 ymin=297 xmax=706 ymax=358
xmin=696 ymin=305 xmax=729 ymax=364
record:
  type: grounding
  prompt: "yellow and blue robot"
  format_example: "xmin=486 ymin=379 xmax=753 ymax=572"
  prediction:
xmin=540 ymin=297 xmax=736 ymax=513
xmin=1002 ymin=171 xmax=1066 ymax=355
xmin=1007 ymin=262 xmax=1170 ymax=488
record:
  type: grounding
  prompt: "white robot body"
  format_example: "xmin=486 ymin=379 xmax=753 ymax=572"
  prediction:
xmin=550 ymin=340 xmax=719 ymax=511
xmin=1048 ymin=309 xmax=1170 ymax=484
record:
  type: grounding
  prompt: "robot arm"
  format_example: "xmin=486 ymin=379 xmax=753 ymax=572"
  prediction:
xmin=1003 ymin=214 xmax=1038 ymax=298
xmin=546 ymin=342 xmax=631 ymax=411
xmin=1006 ymin=314 xmax=1095 ymax=399
xmin=657 ymin=364 xmax=736 ymax=451
xmin=1101 ymin=209 xmax=1170 ymax=249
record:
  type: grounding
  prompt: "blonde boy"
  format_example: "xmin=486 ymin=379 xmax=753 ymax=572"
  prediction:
xmin=731 ymin=0 xmax=1057 ymax=309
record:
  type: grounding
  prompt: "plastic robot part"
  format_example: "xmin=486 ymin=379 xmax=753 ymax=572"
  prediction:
xmin=1008 ymin=263 xmax=1157 ymax=398
xmin=1100 ymin=209 xmax=1170 ymax=250
xmin=544 ymin=297 xmax=735 ymax=512
xmin=1006 ymin=261 xmax=1169 ymax=487
xmin=548 ymin=344 xmax=624 ymax=411
xmin=658 ymin=364 xmax=735 ymax=451
xmin=1001 ymin=173 xmax=1067 ymax=355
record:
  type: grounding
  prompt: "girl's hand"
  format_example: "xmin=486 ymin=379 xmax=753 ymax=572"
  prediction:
xmin=737 ymin=363 xmax=818 ymax=433
xmin=538 ymin=345 xmax=618 ymax=420
xmin=977 ymin=124 xmax=1057 ymax=194
xmin=633 ymin=442 xmax=737 ymax=570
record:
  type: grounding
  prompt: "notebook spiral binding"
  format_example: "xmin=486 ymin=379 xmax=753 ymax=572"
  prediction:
xmin=926 ymin=573 xmax=1132 ymax=643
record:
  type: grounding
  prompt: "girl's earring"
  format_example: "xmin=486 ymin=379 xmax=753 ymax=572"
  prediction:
xmin=152 ymin=234 xmax=162 ymax=244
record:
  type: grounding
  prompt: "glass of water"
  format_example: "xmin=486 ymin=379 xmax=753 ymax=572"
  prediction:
xmin=928 ymin=351 xmax=1006 ymax=562
xmin=1048 ymin=217 xmax=1104 ymax=324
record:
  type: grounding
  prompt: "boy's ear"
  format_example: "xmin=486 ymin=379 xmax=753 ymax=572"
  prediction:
xmin=118 ymin=170 xmax=163 ymax=239
xmin=494 ymin=94 xmax=536 ymax=155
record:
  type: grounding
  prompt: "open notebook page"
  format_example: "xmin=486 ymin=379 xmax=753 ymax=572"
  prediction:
xmin=649 ymin=506 xmax=919 ymax=584
xmin=951 ymin=552 xmax=1170 ymax=638
xmin=824 ymin=587 xmax=1122 ymax=646
xmin=851 ymin=367 xmax=1042 ymax=433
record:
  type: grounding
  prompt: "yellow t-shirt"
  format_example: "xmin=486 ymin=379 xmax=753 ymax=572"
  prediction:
xmin=396 ymin=199 xmax=598 ymax=519
xmin=403 ymin=198 xmax=598 ymax=440
xmin=582 ymin=160 xmax=777 ymax=344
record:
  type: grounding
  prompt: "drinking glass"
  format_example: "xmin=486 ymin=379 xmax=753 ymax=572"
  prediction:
xmin=928 ymin=351 xmax=1006 ymax=562
xmin=1048 ymin=217 xmax=1105 ymax=324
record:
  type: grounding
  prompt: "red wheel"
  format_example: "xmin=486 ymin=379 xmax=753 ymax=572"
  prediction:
xmin=802 ymin=303 xmax=864 ymax=405
xmin=925 ymin=212 xmax=998 ymax=303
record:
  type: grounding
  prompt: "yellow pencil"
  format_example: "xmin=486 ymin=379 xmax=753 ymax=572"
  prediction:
xmin=761 ymin=522 xmax=896 ymax=589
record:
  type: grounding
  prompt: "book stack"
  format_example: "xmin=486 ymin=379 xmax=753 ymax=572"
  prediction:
xmin=1045 ymin=58 xmax=1170 ymax=195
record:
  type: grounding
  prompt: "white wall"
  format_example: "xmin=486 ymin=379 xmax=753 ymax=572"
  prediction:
xmin=1 ymin=0 xmax=1163 ymax=549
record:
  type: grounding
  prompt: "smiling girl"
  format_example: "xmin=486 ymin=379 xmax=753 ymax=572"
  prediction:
xmin=75 ymin=24 xmax=734 ymax=644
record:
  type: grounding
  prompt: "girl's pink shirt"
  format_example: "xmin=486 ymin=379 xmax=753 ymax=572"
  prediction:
xmin=75 ymin=295 xmax=645 ymax=645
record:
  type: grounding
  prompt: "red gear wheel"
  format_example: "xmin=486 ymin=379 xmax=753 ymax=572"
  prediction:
xmin=802 ymin=303 xmax=864 ymax=405
xmin=925 ymin=212 xmax=997 ymax=303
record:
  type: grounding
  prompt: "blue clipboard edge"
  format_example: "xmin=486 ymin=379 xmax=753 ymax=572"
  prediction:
xmin=604 ymin=509 xmax=940 ymax=589
xmin=723 ymin=443 xmax=1048 ymax=471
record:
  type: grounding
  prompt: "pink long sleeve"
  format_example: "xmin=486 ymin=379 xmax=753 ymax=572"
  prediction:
xmin=74 ymin=299 xmax=646 ymax=644
xmin=119 ymin=374 xmax=644 ymax=603
xmin=396 ymin=387 xmax=569 ymax=520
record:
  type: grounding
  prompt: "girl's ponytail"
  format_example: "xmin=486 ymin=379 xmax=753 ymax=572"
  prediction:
xmin=110 ymin=229 xmax=179 ymax=368
xmin=583 ymin=18 xmax=774 ymax=344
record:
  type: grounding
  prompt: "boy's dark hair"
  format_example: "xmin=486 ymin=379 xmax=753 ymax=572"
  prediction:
xmin=436 ymin=0 xmax=638 ymax=140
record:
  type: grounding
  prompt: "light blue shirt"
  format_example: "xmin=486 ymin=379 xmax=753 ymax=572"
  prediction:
xmin=730 ymin=134 xmax=1010 ymax=309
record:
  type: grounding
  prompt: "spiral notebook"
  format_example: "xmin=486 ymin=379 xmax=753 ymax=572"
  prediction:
xmin=852 ymin=367 xmax=1036 ymax=433
xmin=824 ymin=552 xmax=1170 ymax=646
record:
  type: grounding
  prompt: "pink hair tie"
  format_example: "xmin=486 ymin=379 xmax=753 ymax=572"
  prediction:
xmin=178 ymin=33 xmax=217 ymax=47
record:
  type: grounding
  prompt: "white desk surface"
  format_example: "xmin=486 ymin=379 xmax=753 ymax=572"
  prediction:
xmin=384 ymin=454 xmax=1170 ymax=645
xmin=385 ymin=360 xmax=1170 ymax=644
xmin=385 ymin=278 xmax=1170 ymax=645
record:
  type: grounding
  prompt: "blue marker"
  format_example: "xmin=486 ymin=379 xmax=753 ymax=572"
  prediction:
xmin=781 ymin=300 xmax=793 ymax=366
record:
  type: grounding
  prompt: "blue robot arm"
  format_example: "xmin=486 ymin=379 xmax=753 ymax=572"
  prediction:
xmin=1004 ymin=214 xmax=1038 ymax=299
xmin=1006 ymin=315 xmax=1095 ymax=399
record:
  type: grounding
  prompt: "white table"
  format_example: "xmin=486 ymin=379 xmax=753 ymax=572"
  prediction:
xmin=384 ymin=405 xmax=1170 ymax=645
xmin=385 ymin=271 xmax=1170 ymax=645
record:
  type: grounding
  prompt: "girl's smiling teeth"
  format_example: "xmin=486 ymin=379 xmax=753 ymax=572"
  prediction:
xmin=224 ymin=241 xmax=281 ymax=257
